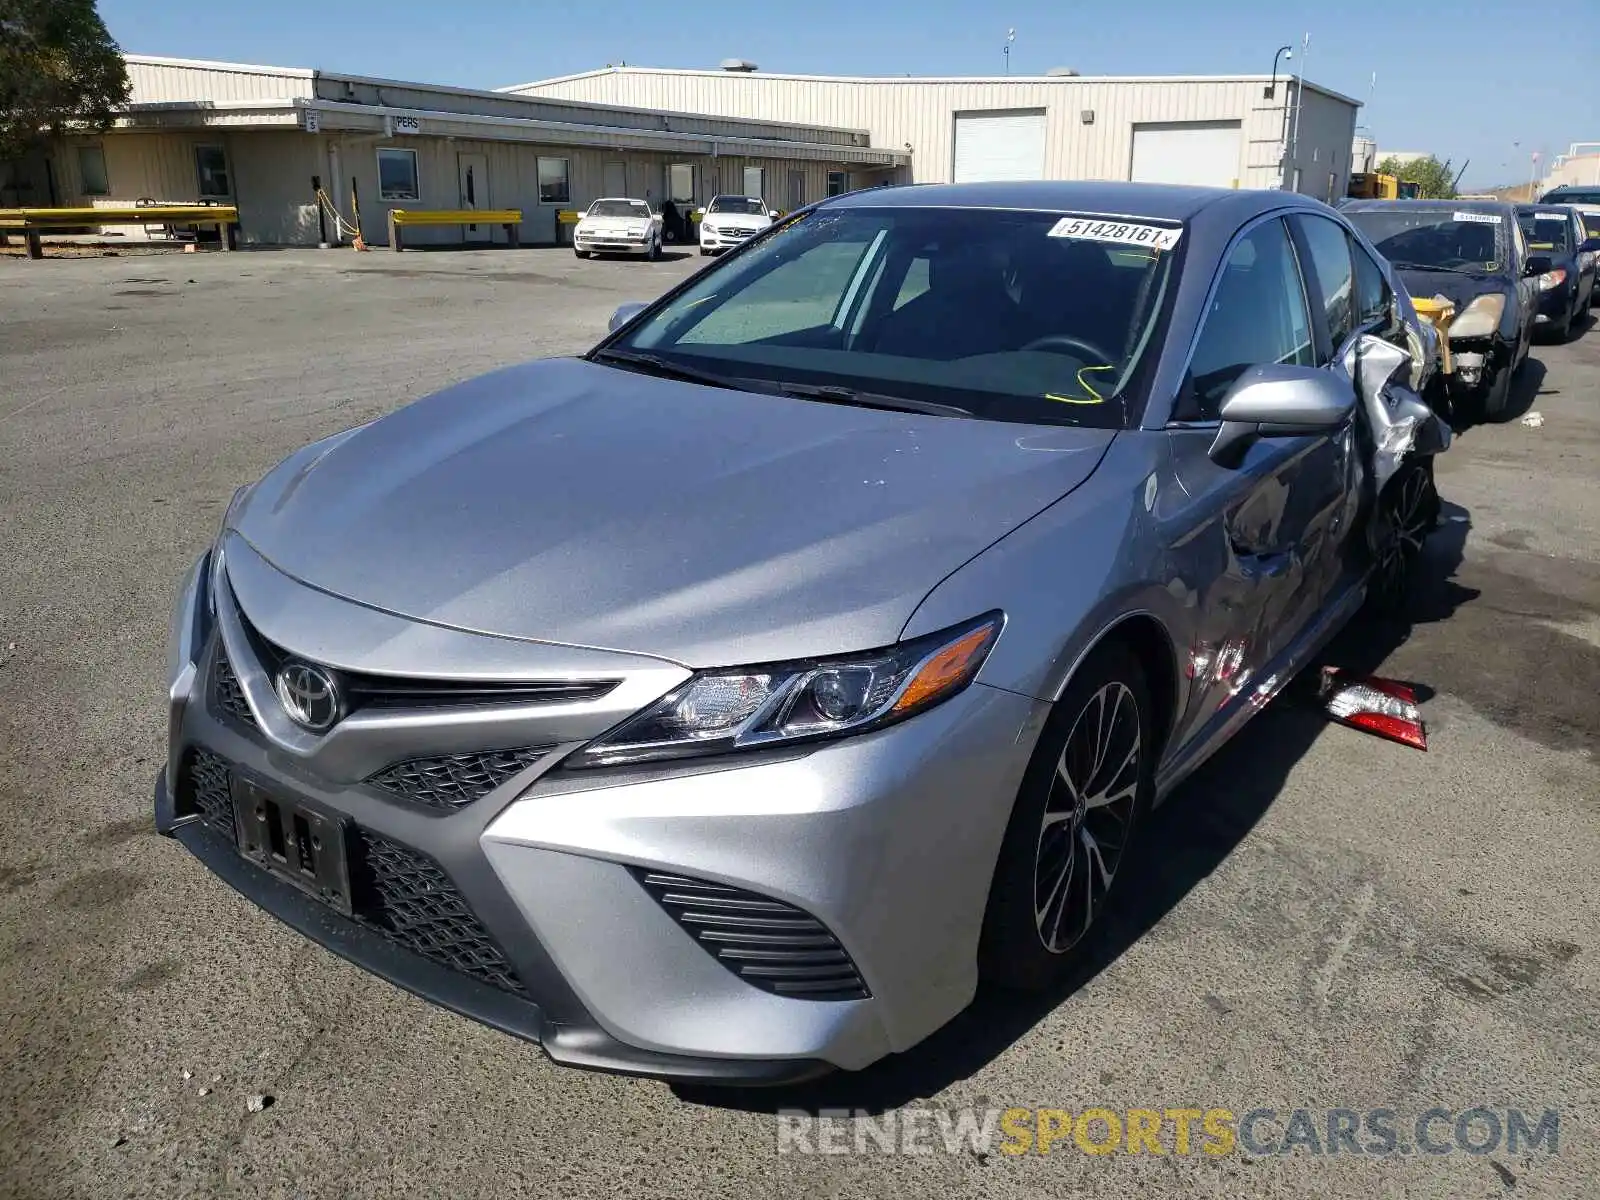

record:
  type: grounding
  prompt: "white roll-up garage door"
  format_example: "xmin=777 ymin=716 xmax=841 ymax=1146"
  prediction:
xmin=952 ymin=110 xmax=1047 ymax=183
xmin=1129 ymin=121 xmax=1243 ymax=189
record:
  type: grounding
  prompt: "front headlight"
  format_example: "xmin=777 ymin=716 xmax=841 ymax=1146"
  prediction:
xmin=569 ymin=613 xmax=1003 ymax=768
xmin=1448 ymin=293 xmax=1506 ymax=339
xmin=1537 ymin=267 xmax=1568 ymax=292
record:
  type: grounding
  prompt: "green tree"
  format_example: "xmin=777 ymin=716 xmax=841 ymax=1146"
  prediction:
xmin=0 ymin=0 xmax=130 ymax=162
xmin=1376 ymin=154 xmax=1457 ymax=200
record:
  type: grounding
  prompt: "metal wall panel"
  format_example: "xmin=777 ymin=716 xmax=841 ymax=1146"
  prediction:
xmin=126 ymin=58 xmax=314 ymax=104
xmin=514 ymin=72 xmax=1357 ymax=193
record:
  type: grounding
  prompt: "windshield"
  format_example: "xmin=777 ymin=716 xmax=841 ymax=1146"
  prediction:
xmin=1580 ymin=211 xmax=1600 ymax=241
xmin=1542 ymin=188 xmax=1600 ymax=206
xmin=588 ymin=200 xmax=649 ymax=218
xmin=1518 ymin=210 xmax=1572 ymax=253
xmin=1346 ymin=208 xmax=1508 ymax=273
xmin=708 ymin=197 xmax=767 ymax=215
xmin=604 ymin=206 xmax=1181 ymax=429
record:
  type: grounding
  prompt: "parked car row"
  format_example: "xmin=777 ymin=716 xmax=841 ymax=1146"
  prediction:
xmin=572 ymin=193 xmax=780 ymax=260
xmin=1340 ymin=196 xmax=1599 ymax=423
xmin=161 ymin=180 xmax=1462 ymax=1087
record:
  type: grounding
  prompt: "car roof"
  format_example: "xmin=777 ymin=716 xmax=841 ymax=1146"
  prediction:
xmin=822 ymin=180 xmax=1321 ymax=222
xmin=1343 ymin=198 xmax=1516 ymax=215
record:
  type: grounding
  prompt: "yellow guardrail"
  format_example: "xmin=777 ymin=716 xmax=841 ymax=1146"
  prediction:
xmin=389 ymin=208 xmax=521 ymax=227
xmin=0 ymin=205 xmax=239 ymax=259
xmin=386 ymin=208 xmax=523 ymax=251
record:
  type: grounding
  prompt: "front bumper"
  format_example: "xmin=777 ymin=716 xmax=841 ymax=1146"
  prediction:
xmin=1535 ymin=282 xmax=1573 ymax=323
xmin=158 ymin=542 xmax=1045 ymax=1081
xmin=699 ymin=229 xmax=756 ymax=251
xmin=575 ymin=236 xmax=652 ymax=255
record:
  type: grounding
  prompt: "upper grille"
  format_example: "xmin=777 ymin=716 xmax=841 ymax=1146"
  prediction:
xmin=348 ymin=828 xmax=527 ymax=995
xmin=366 ymin=747 xmax=551 ymax=810
xmin=633 ymin=870 xmax=869 ymax=1001
xmin=234 ymin=611 xmax=617 ymax=714
xmin=211 ymin=649 xmax=258 ymax=730
xmin=176 ymin=747 xmax=238 ymax=843
xmin=174 ymin=749 xmax=526 ymax=997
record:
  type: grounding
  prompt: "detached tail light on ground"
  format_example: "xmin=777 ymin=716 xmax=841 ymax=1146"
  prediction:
xmin=1319 ymin=667 xmax=1428 ymax=751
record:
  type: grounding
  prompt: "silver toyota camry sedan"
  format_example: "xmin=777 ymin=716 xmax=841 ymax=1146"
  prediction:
xmin=158 ymin=182 xmax=1449 ymax=1084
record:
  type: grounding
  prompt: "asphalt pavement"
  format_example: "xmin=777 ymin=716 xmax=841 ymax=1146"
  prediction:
xmin=1 ymin=245 xmax=1596 ymax=1199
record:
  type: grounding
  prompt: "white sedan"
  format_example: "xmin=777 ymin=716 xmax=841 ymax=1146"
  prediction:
xmin=574 ymin=198 xmax=662 ymax=260
xmin=698 ymin=195 xmax=779 ymax=255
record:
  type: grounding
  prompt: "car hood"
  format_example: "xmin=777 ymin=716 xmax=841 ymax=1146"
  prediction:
xmin=231 ymin=357 xmax=1114 ymax=667
xmin=705 ymin=214 xmax=771 ymax=229
xmin=579 ymin=215 xmax=652 ymax=230
xmin=1392 ymin=268 xmax=1513 ymax=318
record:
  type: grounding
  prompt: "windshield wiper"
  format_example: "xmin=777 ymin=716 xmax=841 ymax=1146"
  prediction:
xmin=770 ymin=381 xmax=974 ymax=418
xmin=589 ymin=349 xmax=749 ymax=391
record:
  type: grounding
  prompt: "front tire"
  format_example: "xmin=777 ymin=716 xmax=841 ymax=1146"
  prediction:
xmin=979 ymin=642 xmax=1154 ymax=993
xmin=1365 ymin=460 xmax=1438 ymax=613
xmin=573 ymin=248 xmax=590 ymax=259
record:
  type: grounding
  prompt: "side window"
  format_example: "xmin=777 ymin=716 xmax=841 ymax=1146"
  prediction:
xmin=1294 ymin=214 xmax=1356 ymax=355
xmin=1183 ymin=218 xmax=1315 ymax=420
xmin=1351 ymin=241 xmax=1392 ymax=329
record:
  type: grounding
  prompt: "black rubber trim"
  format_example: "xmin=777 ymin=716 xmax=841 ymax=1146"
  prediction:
xmin=154 ymin=769 xmax=833 ymax=1087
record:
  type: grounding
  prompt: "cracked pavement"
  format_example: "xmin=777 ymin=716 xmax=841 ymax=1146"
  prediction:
xmin=1 ymin=247 xmax=1596 ymax=1198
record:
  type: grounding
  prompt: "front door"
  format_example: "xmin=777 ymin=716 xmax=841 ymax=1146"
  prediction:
xmin=1164 ymin=214 xmax=1354 ymax=748
xmin=603 ymin=160 xmax=627 ymax=198
xmin=456 ymin=152 xmax=490 ymax=241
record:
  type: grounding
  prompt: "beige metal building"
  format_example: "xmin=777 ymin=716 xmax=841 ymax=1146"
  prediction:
xmin=7 ymin=55 xmax=908 ymax=246
xmin=506 ymin=65 xmax=1362 ymax=203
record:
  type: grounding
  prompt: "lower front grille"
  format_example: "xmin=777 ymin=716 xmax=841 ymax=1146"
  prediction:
xmin=177 ymin=747 xmax=238 ymax=843
xmin=633 ymin=870 xmax=869 ymax=1001
xmin=366 ymin=747 xmax=551 ymax=811
xmin=175 ymin=749 xmax=526 ymax=997
xmin=348 ymin=828 xmax=527 ymax=995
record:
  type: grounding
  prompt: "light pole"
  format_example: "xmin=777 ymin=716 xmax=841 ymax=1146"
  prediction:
xmin=1266 ymin=45 xmax=1293 ymax=98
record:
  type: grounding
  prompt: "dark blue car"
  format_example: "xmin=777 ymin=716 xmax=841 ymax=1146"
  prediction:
xmin=1516 ymin=204 xmax=1599 ymax=340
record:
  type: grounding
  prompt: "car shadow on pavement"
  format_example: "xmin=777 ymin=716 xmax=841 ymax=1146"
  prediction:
xmin=674 ymin=504 xmax=1478 ymax=1116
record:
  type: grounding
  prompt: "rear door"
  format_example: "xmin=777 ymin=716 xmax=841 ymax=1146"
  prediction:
xmin=1164 ymin=214 xmax=1356 ymax=742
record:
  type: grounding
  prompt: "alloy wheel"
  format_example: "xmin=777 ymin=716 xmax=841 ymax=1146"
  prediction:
xmin=1032 ymin=681 xmax=1141 ymax=954
xmin=1371 ymin=466 xmax=1433 ymax=601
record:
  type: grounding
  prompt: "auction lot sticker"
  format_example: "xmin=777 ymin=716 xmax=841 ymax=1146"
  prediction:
xmin=1452 ymin=211 xmax=1502 ymax=224
xmin=1049 ymin=217 xmax=1183 ymax=250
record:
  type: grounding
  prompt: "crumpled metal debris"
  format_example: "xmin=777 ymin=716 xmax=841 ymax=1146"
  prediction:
xmin=1339 ymin=335 xmax=1452 ymax=496
xmin=1520 ymin=411 xmax=1544 ymax=428
xmin=1319 ymin=666 xmax=1427 ymax=750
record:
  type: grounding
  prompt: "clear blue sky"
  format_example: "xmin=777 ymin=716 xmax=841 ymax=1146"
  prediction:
xmin=99 ymin=0 xmax=1596 ymax=190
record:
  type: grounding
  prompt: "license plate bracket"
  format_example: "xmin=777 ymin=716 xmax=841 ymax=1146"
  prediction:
xmin=231 ymin=777 xmax=354 ymax=916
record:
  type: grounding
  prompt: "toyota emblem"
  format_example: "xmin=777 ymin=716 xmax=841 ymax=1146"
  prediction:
xmin=274 ymin=661 xmax=344 ymax=732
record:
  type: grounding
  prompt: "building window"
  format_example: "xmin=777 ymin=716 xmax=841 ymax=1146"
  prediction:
xmin=77 ymin=145 xmax=109 ymax=196
xmin=827 ymin=171 xmax=849 ymax=197
xmin=743 ymin=166 xmax=764 ymax=200
xmin=669 ymin=163 xmax=695 ymax=203
xmin=537 ymin=157 xmax=570 ymax=204
xmin=194 ymin=144 xmax=231 ymax=198
xmin=377 ymin=148 xmax=420 ymax=201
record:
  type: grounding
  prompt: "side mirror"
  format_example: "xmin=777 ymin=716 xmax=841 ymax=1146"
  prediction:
xmin=695 ymin=207 xmax=706 ymax=216
xmin=1579 ymin=237 xmax=1600 ymax=254
xmin=768 ymin=209 xmax=780 ymax=218
xmin=1208 ymin=365 xmax=1356 ymax=467
xmin=1524 ymin=254 xmax=1554 ymax=278
xmin=608 ymin=302 xmax=648 ymax=333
